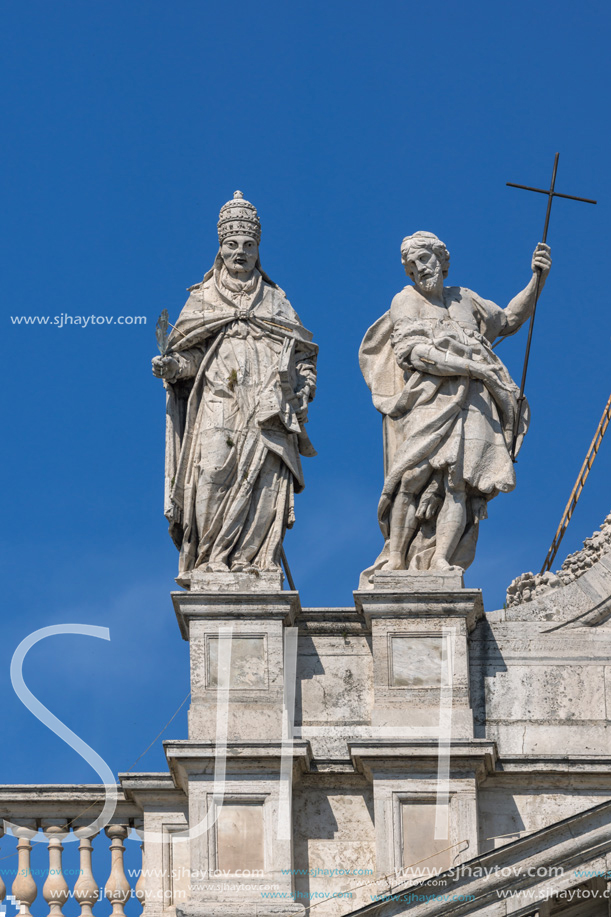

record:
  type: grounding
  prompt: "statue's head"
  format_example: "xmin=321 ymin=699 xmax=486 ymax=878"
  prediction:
xmin=218 ymin=191 xmax=261 ymax=275
xmin=400 ymin=231 xmax=450 ymax=293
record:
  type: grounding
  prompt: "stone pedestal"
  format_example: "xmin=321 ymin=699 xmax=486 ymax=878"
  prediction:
xmin=165 ymin=742 xmax=309 ymax=917
xmin=354 ymin=574 xmax=484 ymax=739
xmin=119 ymin=773 xmax=189 ymax=916
xmin=173 ymin=588 xmax=299 ymax=743
xmin=352 ymin=574 xmax=491 ymax=882
xmin=349 ymin=740 xmax=496 ymax=878
xmin=170 ymin=586 xmax=306 ymax=917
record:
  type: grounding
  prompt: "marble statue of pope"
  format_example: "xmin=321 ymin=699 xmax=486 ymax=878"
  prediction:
xmin=359 ymin=231 xmax=551 ymax=583
xmin=152 ymin=192 xmax=317 ymax=586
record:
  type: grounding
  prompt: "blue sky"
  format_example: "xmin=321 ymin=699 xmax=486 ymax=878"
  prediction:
xmin=1 ymin=0 xmax=610 ymax=810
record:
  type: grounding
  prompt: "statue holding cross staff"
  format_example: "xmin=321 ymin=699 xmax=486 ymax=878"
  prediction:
xmin=359 ymin=156 xmax=596 ymax=585
xmin=359 ymin=232 xmax=551 ymax=583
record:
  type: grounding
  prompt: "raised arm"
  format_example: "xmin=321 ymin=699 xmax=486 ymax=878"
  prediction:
xmin=503 ymin=243 xmax=552 ymax=334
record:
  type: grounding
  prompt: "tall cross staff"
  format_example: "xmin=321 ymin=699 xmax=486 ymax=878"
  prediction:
xmin=507 ymin=153 xmax=596 ymax=460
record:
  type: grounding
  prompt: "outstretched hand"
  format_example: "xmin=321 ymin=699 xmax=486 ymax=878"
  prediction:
xmin=531 ymin=242 xmax=552 ymax=278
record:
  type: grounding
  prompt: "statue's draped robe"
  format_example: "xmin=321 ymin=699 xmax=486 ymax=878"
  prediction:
xmin=164 ymin=264 xmax=317 ymax=577
xmin=359 ymin=285 xmax=529 ymax=575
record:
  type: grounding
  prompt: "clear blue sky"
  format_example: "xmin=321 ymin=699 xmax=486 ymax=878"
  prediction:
xmin=2 ymin=0 xmax=610 ymax=801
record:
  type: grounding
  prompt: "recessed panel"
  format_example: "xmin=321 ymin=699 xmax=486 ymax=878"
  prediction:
xmin=391 ymin=636 xmax=443 ymax=687
xmin=402 ymin=802 xmax=452 ymax=874
xmin=208 ymin=636 xmax=267 ymax=688
xmin=217 ymin=804 xmax=264 ymax=873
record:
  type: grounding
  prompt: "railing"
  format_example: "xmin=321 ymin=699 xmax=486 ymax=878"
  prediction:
xmin=0 ymin=787 xmax=144 ymax=917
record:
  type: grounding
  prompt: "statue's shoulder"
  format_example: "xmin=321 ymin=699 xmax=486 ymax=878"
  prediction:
xmin=182 ymin=276 xmax=218 ymax=309
xmin=448 ymin=286 xmax=506 ymax=340
xmin=390 ymin=285 xmax=421 ymax=321
xmin=186 ymin=276 xmax=216 ymax=294
xmin=264 ymin=283 xmax=299 ymax=320
xmin=265 ymin=280 xmax=289 ymax=304
xmin=448 ymin=285 xmax=497 ymax=311
xmin=444 ymin=285 xmax=465 ymax=301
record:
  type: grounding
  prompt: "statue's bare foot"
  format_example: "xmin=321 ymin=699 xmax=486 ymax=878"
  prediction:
xmin=206 ymin=561 xmax=230 ymax=573
xmin=430 ymin=558 xmax=462 ymax=573
xmin=385 ymin=552 xmax=405 ymax=570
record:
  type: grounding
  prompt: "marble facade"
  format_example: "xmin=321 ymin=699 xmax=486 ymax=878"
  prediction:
xmin=108 ymin=513 xmax=611 ymax=917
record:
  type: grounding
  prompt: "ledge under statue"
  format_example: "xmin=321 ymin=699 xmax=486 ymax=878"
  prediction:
xmin=152 ymin=191 xmax=318 ymax=590
xmin=359 ymin=231 xmax=552 ymax=588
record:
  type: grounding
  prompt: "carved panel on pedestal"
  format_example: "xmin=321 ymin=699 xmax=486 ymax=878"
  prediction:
xmin=207 ymin=635 xmax=268 ymax=689
xmin=389 ymin=635 xmax=444 ymax=688
xmin=216 ymin=804 xmax=265 ymax=873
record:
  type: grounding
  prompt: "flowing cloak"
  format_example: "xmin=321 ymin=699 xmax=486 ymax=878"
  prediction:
xmin=359 ymin=284 xmax=529 ymax=572
xmin=163 ymin=261 xmax=317 ymax=575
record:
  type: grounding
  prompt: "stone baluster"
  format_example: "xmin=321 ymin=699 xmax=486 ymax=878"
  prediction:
xmin=42 ymin=825 xmax=69 ymax=917
xmin=134 ymin=836 xmax=145 ymax=912
xmin=0 ymin=826 xmax=6 ymax=904
xmin=105 ymin=825 xmax=131 ymax=917
xmin=73 ymin=830 xmax=99 ymax=917
xmin=11 ymin=826 xmax=37 ymax=917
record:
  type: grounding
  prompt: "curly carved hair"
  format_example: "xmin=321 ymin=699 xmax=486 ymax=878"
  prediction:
xmin=400 ymin=231 xmax=451 ymax=278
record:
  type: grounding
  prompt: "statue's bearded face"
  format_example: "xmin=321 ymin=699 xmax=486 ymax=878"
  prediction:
xmin=404 ymin=246 xmax=444 ymax=294
xmin=220 ymin=234 xmax=259 ymax=274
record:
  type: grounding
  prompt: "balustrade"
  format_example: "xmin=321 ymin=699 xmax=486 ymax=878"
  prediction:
xmin=0 ymin=820 xmax=144 ymax=916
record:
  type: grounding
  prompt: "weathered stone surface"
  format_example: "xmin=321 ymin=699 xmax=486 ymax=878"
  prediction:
xmin=292 ymin=779 xmax=375 ymax=916
xmin=296 ymin=634 xmax=373 ymax=727
xmin=471 ymin=616 xmax=611 ymax=758
xmin=368 ymin=570 xmax=464 ymax=592
xmin=7 ymin=555 xmax=611 ymax=916
xmin=186 ymin=569 xmax=284 ymax=593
